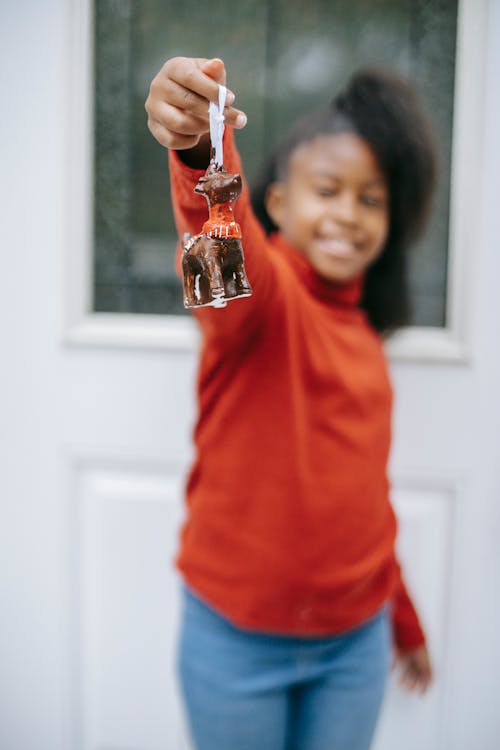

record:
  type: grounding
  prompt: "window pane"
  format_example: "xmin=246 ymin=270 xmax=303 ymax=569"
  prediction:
xmin=93 ymin=0 xmax=457 ymax=326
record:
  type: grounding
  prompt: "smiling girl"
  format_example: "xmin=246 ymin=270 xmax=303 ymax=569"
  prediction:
xmin=146 ymin=56 xmax=437 ymax=750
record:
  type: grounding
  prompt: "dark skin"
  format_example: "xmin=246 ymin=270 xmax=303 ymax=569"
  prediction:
xmin=145 ymin=55 xmax=435 ymax=696
xmin=145 ymin=56 xmax=245 ymax=168
xmin=393 ymin=645 xmax=433 ymax=694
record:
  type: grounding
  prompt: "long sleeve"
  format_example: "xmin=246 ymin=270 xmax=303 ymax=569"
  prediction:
xmin=390 ymin=556 xmax=427 ymax=650
xmin=168 ymin=127 xmax=278 ymax=342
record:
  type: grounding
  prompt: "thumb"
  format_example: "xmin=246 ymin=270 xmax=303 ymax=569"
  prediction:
xmin=200 ymin=57 xmax=226 ymax=86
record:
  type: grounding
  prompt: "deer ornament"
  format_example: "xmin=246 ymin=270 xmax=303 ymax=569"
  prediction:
xmin=181 ymin=162 xmax=253 ymax=308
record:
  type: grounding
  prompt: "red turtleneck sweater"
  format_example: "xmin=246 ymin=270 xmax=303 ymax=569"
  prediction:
xmin=168 ymin=128 xmax=426 ymax=650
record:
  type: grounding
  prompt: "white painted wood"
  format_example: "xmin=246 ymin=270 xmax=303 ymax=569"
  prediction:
xmin=68 ymin=463 xmax=190 ymax=750
xmin=65 ymin=313 xmax=199 ymax=352
xmin=373 ymin=482 xmax=458 ymax=750
xmin=2 ymin=2 xmax=499 ymax=750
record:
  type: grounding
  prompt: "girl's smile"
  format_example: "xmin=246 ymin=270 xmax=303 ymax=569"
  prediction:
xmin=265 ymin=133 xmax=389 ymax=284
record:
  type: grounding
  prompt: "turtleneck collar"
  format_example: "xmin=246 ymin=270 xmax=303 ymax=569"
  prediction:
xmin=269 ymin=232 xmax=364 ymax=308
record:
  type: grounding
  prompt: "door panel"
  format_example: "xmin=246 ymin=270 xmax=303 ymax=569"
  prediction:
xmin=71 ymin=464 xmax=189 ymax=748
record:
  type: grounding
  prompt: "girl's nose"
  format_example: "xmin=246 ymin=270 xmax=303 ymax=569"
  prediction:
xmin=330 ymin=192 xmax=359 ymax=226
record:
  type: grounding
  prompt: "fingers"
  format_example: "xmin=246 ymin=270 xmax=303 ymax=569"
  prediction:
xmin=166 ymin=56 xmax=226 ymax=103
xmin=146 ymin=116 xmax=201 ymax=151
xmin=151 ymin=102 xmax=209 ymax=137
xmin=146 ymin=56 xmax=247 ymax=149
xmin=199 ymin=57 xmax=227 ymax=86
xmin=147 ymin=79 xmax=245 ymax=130
xmin=394 ymin=649 xmax=433 ymax=695
xmin=398 ymin=662 xmax=433 ymax=694
xmin=198 ymin=58 xmax=247 ymax=127
xmin=149 ymin=78 xmax=215 ymax=120
xmin=399 ymin=667 xmax=420 ymax=692
xmin=409 ymin=672 xmax=432 ymax=694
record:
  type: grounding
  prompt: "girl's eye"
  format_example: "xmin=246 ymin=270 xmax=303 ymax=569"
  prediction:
xmin=316 ymin=187 xmax=336 ymax=198
xmin=361 ymin=194 xmax=386 ymax=208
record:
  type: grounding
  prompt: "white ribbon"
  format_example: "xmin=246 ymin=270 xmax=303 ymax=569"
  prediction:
xmin=209 ymin=84 xmax=226 ymax=166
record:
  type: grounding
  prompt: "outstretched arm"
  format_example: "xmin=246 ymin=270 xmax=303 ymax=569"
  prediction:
xmin=146 ymin=56 xmax=247 ymax=279
xmin=146 ymin=57 xmax=278 ymax=341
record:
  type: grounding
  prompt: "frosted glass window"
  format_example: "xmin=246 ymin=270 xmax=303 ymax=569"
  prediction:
xmin=93 ymin=0 xmax=457 ymax=326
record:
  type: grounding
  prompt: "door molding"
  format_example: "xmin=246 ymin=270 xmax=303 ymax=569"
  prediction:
xmin=60 ymin=448 xmax=189 ymax=749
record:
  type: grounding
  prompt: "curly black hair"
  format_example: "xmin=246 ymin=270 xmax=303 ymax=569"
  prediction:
xmin=250 ymin=68 xmax=438 ymax=335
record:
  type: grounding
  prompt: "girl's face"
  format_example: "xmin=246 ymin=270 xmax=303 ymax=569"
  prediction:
xmin=265 ymin=133 xmax=389 ymax=284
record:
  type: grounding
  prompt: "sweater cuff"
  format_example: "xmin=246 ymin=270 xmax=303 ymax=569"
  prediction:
xmin=167 ymin=149 xmax=206 ymax=205
xmin=167 ymin=127 xmax=240 ymax=196
xmin=390 ymin=583 xmax=427 ymax=651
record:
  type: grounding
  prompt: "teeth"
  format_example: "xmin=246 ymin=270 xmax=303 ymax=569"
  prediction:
xmin=317 ymin=238 xmax=355 ymax=256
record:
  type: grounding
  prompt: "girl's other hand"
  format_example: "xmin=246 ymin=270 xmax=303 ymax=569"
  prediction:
xmin=145 ymin=56 xmax=247 ymax=151
xmin=392 ymin=644 xmax=434 ymax=695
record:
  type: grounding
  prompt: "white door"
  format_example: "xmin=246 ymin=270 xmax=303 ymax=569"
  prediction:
xmin=1 ymin=2 xmax=499 ymax=750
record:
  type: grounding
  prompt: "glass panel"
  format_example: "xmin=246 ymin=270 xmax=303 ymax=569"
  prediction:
xmin=93 ymin=0 xmax=457 ymax=326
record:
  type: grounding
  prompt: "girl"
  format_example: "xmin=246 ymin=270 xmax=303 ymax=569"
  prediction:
xmin=146 ymin=56 xmax=436 ymax=750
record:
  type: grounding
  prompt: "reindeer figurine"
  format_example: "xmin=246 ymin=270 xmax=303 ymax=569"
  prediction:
xmin=181 ymin=162 xmax=253 ymax=308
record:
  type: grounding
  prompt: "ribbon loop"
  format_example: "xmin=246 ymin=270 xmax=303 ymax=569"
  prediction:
xmin=209 ymin=84 xmax=226 ymax=167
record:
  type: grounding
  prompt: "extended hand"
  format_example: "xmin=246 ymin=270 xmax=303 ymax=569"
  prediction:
xmin=392 ymin=644 xmax=434 ymax=694
xmin=145 ymin=57 xmax=247 ymax=151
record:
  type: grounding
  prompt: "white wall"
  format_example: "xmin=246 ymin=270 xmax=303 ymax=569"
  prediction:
xmin=1 ymin=1 xmax=68 ymax=747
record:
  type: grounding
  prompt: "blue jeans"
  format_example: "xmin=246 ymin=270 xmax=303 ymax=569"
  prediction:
xmin=177 ymin=586 xmax=391 ymax=750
